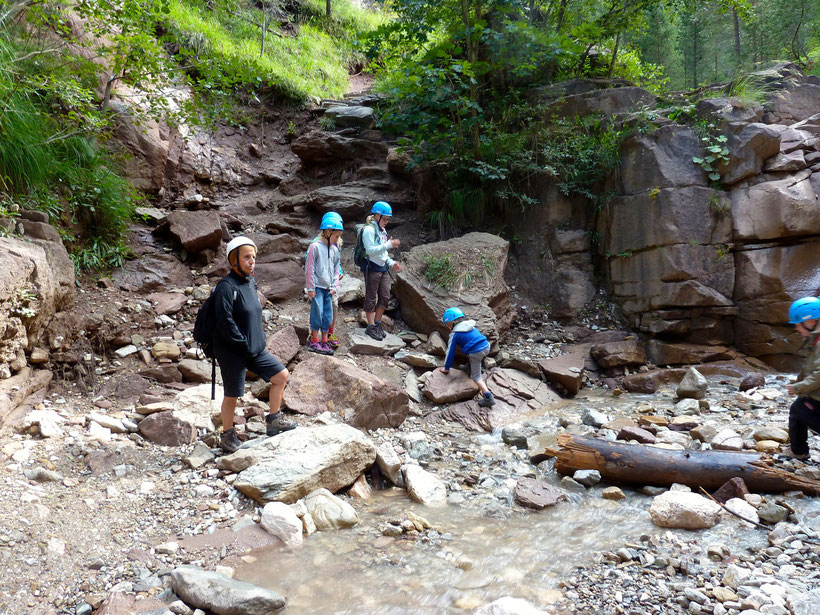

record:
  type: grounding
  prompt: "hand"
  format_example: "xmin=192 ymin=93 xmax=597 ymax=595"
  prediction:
xmin=308 ymin=291 xmax=316 ymax=299
xmin=392 ymin=262 xmax=402 ymax=272
xmin=438 ymin=367 xmax=449 ymax=374
xmin=389 ymin=238 xmax=401 ymax=248
xmin=329 ymin=289 xmax=336 ymax=295
xmin=787 ymin=385 xmax=795 ymax=395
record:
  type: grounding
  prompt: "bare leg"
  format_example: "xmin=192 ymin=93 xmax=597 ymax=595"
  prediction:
xmin=476 ymin=379 xmax=489 ymax=395
xmin=366 ymin=311 xmax=375 ymax=326
xmin=268 ymin=368 xmax=289 ymax=415
xmin=221 ymin=396 xmax=238 ymax=430
xmin=375 ymin=307 xmax=385 ymax=322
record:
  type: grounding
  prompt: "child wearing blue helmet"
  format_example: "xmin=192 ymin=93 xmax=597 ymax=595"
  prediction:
xmin=438 ymin=307 xmax=495 ymax=407
xmin=361 ymin=201 xmax=402 ymax=341
xmin=305 ymin=212 xmax=343 ymax=355
xmin=782 ymin=296 xmax=820 ymax=461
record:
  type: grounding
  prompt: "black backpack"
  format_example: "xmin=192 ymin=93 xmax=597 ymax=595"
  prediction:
xmin=353 ymin=221 xmax=378 ymax=270
xmin=192 ymin=280 xmax=236 ymax=399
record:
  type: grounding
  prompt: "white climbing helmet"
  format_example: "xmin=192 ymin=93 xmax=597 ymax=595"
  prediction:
xmin=226 ymin=236 xmax=257 ymax=262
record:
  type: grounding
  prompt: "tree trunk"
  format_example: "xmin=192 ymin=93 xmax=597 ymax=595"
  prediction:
xmin=607 ymin=32 xmax=621 ymax=79
xmin=554 ymin=0 xmax=568 ymax=34
xmin=538 ymin=434 xmax=820 ymax=495
xmin=733 ymin=7 xmax=741 ymax=61
xmin=692 ymin=31 xmax=698 ymax=88
xmin=326 ymin=0 xmax=331 ymax=19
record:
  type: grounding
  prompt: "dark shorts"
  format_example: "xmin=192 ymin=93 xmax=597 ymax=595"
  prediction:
xmin=216 ymin=350 xmax=285 ymax=398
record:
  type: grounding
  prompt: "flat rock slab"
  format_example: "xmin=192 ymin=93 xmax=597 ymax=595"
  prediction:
xmin=514 ymin=478 xmax=568 ymax=510
xmin=167 ymin=210 xmax=222 ymax=253
xmin=146 ymin=292 xmax=188 ymax=315
xmin=538 ymin=353 xmax=585 ymax=395
xmin=348 ymin=328 xmax=406 ymax=355
xmin=422 ymin=369 xmax=478 ymax=404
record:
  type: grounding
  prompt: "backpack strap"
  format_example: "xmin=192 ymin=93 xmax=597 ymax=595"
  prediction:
xmin=211 ymin=356 xmax=216 ymax=401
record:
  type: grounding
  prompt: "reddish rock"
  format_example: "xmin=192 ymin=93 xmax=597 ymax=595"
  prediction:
xmin=422 ymin=369 xmax=478 ymax=404
xmin=739 ymin=373 xmax=765 ymax=391
xmin=513 ymin=478 xmax=568 ymax=510
xmin=146 ymin=292 xmax=188 ymax=315
xmin=254 ymin=261 xmax=304 ymax=302
xmin=711 ymin=477 xmax=750 ymax=504
xmin=167 ymin=210 xmax=223 ymax=253
xmin=138 ymin=365 xmax=183 ymax=384
xmin=284 ymin=354 xmax=409 ymax=430
xmin=617 ymin=426 xmax=656 ymax=444
xmin=623 ymin=369 xmax=686 ymax=394
xmin=112 ymin=254 xmax=194 ymax=292
xmin=590 ymin=340 xmax=646 ymax=369
xmin=138 ymin=411 xmax=196 ymax=446
xmin=266 ymin=326 xmax=301 ymax=365
xmin=538 ymin=352 xmax=585 ymax=395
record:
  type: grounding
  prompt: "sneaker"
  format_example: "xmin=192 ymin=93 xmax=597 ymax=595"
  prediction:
xmin=477 ymin=392 xmax=496 ymax=407
xmin=375 ymin=322 xmax=387 ymax=340
xmin=220 ymin=427 xmax=241 ymax=454
xmin=320 ymin=341 xmax=334 ymax=354
xmin=308 ymin=340 xmax=329 ymax=354
xmin=365 ymin=324 xmax=381 ymax=341
xmin=266 ymin=412 xmax=296 ymax=436
xmin=779 ymin=446 xmax=809 ymax=461
xmin=327 ymin=333 xmax=340 ymax=349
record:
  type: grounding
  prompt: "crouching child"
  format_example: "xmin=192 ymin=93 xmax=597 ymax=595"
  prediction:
xmin=438 ymin=307 xmax=495 ymax=407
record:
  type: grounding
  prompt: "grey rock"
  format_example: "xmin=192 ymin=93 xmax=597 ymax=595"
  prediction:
xmin=170 ymin=565 xmax=286 ymax=614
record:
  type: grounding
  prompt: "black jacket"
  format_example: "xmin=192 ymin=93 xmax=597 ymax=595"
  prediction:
xmin=212 ymin=271 xmax=266 ymax=358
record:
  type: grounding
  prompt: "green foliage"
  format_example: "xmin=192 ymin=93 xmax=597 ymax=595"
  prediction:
xmin=537 ymin=116 xmax=627 ymax=203
xmin=424 ymin=254 xmax=458 ymax=289
xmin=692 ymin=131 xmax=729 ymax=182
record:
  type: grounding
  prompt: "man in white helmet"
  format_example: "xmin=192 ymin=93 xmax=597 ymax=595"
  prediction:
xmin=213 ymin=236 xmax=295 ymax=453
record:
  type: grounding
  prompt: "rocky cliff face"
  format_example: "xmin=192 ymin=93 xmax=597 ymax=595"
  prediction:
xmin=511 ymin=64 xmax=820 ymax=370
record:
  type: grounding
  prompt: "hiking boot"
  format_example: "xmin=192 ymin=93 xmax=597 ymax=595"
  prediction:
xmin=779 ymin=445 xmax=809 ymax=461
xmin=477 ymin=392 xmax=496 ymax=407
xmin=266 ymin=412 xmax=296 ymax=436
xmin=220 ymin=427 xmax=241 ymax=454
xmin=308 ymin=340 xmax=330 ymax=354
xmin=365 ymin=324 xmax=381 ymax=341
xmin=375 ymin=322 xmax=387 ymax=340
xmin=327 ymin=333 xmax=340 ymax=349
xmin=320 ymin=341 xmax=334 ymax=354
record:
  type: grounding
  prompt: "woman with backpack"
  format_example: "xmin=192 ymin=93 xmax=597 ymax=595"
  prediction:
xmin=357 ymin=201 xmax=402 ymax=341
xmin=213 ymin=236 xmax=295 ymax=453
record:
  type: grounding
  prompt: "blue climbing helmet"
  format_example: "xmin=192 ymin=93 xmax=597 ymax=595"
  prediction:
xmin=442 ymin=307 xmax=465 ymax=324
xmin=371 ymin=201 xmax=392 ymax=216
xmin=788 ymin=297 xmax=820 ymax=324
xmin=320 ymin=211 xmax=344 ymax=230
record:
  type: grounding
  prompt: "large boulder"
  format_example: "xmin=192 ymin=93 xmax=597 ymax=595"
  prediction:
xmin=113 ymin=254 xmax=194 ymax=292
xmin=291 ymin=131 xmax=388 ymax=165
xmin=394 ymin=233 xmax=512 ymax=340
xmin=288 ymin=180 xmax=390 ymax=217
xmin=602 ymin=187 xmax=731 ymax=255
xmin=0 ymin=236 xmax=74 ymax=369
xmin=546 ymin=86 xmax=657 ymax=119
xmin=218 ymin=423 xmax=376 ymax=504
xmin=618 ymin=125 xmax=707 ymax=196
xmin=422 ymin=369 xmax=479 ymax=403
xmin=167 ymin=210 xmax=223 ymax=253
xmin=323 ymin=105 xmax=375 ymax=129
xmin=730 ymin=170 xmax=820 ymax=243
xmin=437 ymin=368 xmax=562 ymax=432
xmin=170 ymin=565 xmax=286 ymax=615
xmin=284 ymin=354 xmax=409 ymax=429
xmin=717 ymin=122 xmax=781 ymax=185
xmin=607 ymin=244 xmax=735 ymax=318
xmin=253 ymin=260 xmax=304 ymax=302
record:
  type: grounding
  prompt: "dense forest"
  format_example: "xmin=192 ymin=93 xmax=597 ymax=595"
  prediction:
xmin=1 ymin=0 xmax=818 ymax=264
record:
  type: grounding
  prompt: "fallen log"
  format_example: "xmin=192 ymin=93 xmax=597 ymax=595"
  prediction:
xmin=538 ymin=434 xmax=820 ymax=496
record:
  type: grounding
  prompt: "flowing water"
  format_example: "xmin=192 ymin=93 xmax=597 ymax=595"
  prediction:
xmin=233 ymin=384 xmax=820 ymax=614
